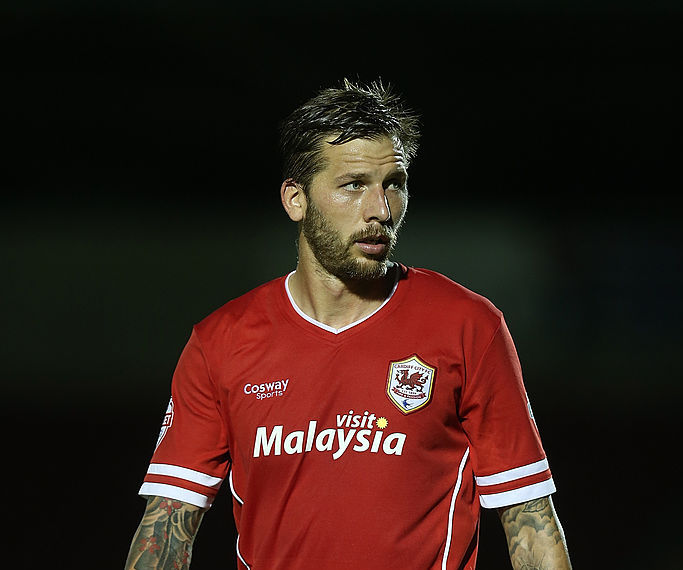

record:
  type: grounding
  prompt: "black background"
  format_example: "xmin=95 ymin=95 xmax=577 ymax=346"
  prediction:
xmin=3 ymin=1 xmax=682 ymax=568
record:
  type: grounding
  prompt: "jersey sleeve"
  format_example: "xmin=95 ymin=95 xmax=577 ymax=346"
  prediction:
xmin=138 ymin=328 xmax=230 ymax=508
xmin=459 ymin=316 xmax=556 ymax=509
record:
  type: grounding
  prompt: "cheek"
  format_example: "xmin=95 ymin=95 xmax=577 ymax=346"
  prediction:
xmin=389 ymin=193 xmax=408 ymax=222
xmin=327 ymin=189 xmax=357 ymax=207
xmin=324 ymin=191 xmax=363 ymax=222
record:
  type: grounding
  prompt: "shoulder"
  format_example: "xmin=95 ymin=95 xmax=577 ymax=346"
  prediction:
xmin=404 ymin=266 xmax=502 ymax=327
xmin=193 ymin=274 xmax=286 ymax=340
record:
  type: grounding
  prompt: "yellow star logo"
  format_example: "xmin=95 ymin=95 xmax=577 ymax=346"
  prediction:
xmin=376 ymin=417 xmax=388 ymax=429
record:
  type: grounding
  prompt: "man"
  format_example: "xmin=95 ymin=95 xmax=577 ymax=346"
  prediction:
xmin=125 ymin=79 xmax=572 ymax=569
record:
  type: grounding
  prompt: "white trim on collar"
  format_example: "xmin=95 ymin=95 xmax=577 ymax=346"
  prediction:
xmin=284 ymin=269 xmax=400 ymax=335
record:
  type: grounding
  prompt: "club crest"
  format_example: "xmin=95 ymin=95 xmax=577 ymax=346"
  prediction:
xmin=386 ymin=355 xmax=436 ymax=414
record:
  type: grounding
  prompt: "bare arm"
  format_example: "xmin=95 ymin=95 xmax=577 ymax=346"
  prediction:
xmin=125 ymin=496 xmax=206 ymax=570
xmin=497 ymin=496 xmax=572 ymax=570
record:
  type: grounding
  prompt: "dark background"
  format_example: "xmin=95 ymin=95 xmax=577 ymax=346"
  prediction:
xmin=3 ymin=1 xmax=682 ymax=568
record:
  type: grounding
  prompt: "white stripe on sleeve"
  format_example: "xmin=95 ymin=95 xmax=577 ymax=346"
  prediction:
xmin=147 ymin=463 xmax=223 ymax=489
xmin=139 ymin=482 xmax=213 ymax=509
xmin=475 ymin=458 xmax=549 ymax=487
xmin=479 ymin=478 xmax=556 ymax=509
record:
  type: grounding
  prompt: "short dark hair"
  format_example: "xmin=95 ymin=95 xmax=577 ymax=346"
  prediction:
xmin=279 ymin=79 xmax=421 ymax=191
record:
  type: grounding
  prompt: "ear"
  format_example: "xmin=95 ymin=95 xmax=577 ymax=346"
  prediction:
xmin=280 ymin=178 xmax=306 ymax=222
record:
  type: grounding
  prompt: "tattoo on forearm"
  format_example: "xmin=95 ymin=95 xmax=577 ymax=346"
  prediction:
xmin=498 ymin=497 xmax=571 ymax=570
xmin=519 ymin=498 xmax=547 ymax=513
xmin=125 ymin=497 xmax=205 ymax=570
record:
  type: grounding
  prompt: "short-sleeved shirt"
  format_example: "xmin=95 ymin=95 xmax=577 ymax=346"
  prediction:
xmin=139 ymin=265 xmax=555 ymax=569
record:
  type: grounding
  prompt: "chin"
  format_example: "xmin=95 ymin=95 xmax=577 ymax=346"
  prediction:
xmin=341 ymin=258 xmax=390 ymax=281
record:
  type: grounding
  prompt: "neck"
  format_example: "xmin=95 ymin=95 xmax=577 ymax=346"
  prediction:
xmin=287 ymin=258 xmax=397 ymax=331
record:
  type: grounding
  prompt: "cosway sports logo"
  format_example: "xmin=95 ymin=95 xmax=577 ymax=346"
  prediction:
xmin=243 ymin=378 xmax=290 ymax=400
xmin=253 ymin=410 xmax=406 ymax=460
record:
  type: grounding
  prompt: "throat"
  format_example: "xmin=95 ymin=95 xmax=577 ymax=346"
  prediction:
xmin=286 ymin=264 xmax=398 ymax=332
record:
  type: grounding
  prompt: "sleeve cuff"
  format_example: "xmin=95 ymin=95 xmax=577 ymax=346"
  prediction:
xmin=139 ymin=482 xmax=214 ymax=509
xmin=475 ymin=458 xmax=556 ymax=509
xmin=138 ymin=463 xmax=225 ymax=509
xmin=478 ymin=477 xmax=556 ymax=509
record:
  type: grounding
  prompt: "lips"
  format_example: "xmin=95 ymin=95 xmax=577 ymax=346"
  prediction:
xmin=354 ymin=233 xmax=391 ymax=255
xmin=356 ymin=234 xmax=390 ymax=245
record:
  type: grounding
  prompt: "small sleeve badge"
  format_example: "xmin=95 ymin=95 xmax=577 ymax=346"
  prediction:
xmin=155 ymin=397 xmax=174 ymax=449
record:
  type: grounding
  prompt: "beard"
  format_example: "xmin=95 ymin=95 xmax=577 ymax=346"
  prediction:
xmin=301 ymin=198 xmax=399 ymax=281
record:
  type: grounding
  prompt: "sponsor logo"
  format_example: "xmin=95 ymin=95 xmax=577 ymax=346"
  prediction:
xmin=244 ymin=378 xmax=290 ymax=400
xmin=156 ymin=397 xmax=174 ymax=448
xmin=253 ymin=410 xmax=405 ymax=460
xmin=386 ymin=355 xmax=436 ymax=414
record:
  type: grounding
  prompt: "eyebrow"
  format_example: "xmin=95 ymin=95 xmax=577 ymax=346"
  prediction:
xmin=333 ymin=170 xmax=407 ymax=184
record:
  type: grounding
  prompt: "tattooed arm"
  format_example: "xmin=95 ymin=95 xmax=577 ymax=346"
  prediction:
xmin=498 ymin=496 xmax=572 ymax=570
xmin=125 ymin=496 xmax=206 ymax=570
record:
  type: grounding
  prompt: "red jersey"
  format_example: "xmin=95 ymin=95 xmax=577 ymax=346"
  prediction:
xmin=139 ymin=266 xmax=555 ymax=569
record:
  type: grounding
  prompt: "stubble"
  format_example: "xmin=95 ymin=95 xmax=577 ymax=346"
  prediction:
xmin=301 ymin=198 xmax=398 ymax=282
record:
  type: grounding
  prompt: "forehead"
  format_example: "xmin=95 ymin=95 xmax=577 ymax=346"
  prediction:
xmin=319 ymin=136 xmax=407 ymax=175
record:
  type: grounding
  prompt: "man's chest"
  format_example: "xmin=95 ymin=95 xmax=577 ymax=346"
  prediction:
xmin=213 ymin=327 xmax=468 ymax=466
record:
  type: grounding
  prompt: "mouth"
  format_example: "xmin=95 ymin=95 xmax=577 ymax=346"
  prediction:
xmin=355 ymin=233 xmax=391 ymax=245
xmin=354 ymin=233 xmax=391 ymax=256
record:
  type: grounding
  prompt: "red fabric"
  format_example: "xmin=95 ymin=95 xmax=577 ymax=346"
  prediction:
xmin=141 ymin=266 xmax=554 ymax=569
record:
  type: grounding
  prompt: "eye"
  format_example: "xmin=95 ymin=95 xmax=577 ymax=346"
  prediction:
xmin=385 ymin=179 xmax=405 ymax=192
xmin=342 ymin=181 xmax=364 ymax=191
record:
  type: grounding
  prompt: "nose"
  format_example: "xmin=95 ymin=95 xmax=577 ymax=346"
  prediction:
xmin=363 ymin=184 xmax=391 ymax=224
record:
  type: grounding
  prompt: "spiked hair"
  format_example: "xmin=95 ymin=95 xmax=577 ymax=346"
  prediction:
xmin=279 ymin=79 xmax=421 ymax=191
